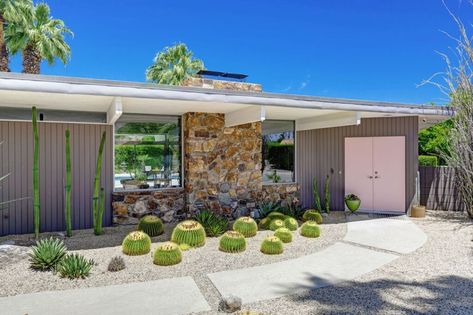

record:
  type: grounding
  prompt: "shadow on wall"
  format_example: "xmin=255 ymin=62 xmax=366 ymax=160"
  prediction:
xmin=276 ymin=274 xmax=473 ymax=314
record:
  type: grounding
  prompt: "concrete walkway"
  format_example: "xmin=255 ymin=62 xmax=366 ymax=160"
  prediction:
xmin=0 ymin=276 xmax=210 ymax=315
xmin=208 ymin=217 xmax=427 ymax=304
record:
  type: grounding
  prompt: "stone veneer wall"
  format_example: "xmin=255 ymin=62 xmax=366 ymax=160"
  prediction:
xmin=262 ymin=183 xmax=300 ymax=206
xmin=112 ymin=189 xmax=185 ymax=225
xmin=184 ymin=112 xmax=262 ymax=217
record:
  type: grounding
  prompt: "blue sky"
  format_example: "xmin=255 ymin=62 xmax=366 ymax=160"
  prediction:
xmin=8 ymin=0 xmax=473 ymax=104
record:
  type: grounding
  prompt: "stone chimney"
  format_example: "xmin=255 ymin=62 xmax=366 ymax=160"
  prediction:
xmin=182 ymin=76 xmax=262 ymax=93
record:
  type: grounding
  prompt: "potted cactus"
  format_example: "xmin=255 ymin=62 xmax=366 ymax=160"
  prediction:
xmin=344 ymin=194 xmax=361 ymax=213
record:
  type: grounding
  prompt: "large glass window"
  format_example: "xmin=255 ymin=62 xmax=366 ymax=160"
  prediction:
xmin=114 ymin=114 xmax=181 ymax=190
xmin=262 ymin=120 xmax=295 ymax=183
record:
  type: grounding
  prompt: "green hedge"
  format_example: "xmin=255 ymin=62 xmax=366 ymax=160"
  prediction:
xmin=115 ymin=145 xmax=164 ymax=172
xmin=265 ymin=143 xmax=294 ymax=170
xmin=419 ymin=155 xmax=438 ymax=167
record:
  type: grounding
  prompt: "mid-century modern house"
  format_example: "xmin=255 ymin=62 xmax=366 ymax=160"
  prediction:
xmin=0 ymin=71 xmax=451 ymax=236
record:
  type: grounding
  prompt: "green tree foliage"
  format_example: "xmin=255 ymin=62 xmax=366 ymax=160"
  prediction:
xmin=146 ymin=43 xmax=204 ymax=85
xmin=418 ymin=120 xmax=452 ymax=165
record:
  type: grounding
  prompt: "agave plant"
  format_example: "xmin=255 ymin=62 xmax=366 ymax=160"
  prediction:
xmin=29 ymin=237 xmax=67 ymax=270
xmin=153 ymin=242 xmax=182 ymax=266
xmin=56 ymin=253 xmax=94 ymax=279
xmin=194 ymin=209 xmax=228 ymax=237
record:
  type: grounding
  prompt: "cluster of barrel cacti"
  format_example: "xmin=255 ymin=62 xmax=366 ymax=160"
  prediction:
xmin=171 ymin=220 xmax=206 ymax=247
xmin=233 ymin=217 xmax=258 ymax=237
xmin=138 ymin=215 xmax=164 ymax=237
xmin=153 ymin=242 xmax=182 ymax=266
xmin=219 ymin=231 xmax=247 ymax=253
xmin=122 ymin=231 xmax=151 ymax=256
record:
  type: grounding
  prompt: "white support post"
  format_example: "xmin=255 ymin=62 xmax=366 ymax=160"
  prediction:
xmin=225 ymin=106 xmax=265 ymax=127
xmin=107 ymin=97 xmax=123 ymax=125
xmin=296 ymin=112 xmax=361 ymax=131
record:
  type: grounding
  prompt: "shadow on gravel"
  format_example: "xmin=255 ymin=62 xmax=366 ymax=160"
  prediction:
xmin=279 ymin=274 xmax=473 ymax=314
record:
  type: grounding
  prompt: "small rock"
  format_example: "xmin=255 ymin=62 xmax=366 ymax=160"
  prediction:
xmin=220 ymin=295 xmax=242 ymax=313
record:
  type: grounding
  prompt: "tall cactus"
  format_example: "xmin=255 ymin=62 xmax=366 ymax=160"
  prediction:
xmin=324 ymin=174 xmax=331 ymax=214
xmin=312 ymin=176 xmax=322 ymax=212
xmin=32 ymin=107 xmax=40 ymax=238
xmin=93 ymin=131 xmax=106 ymax=235
xmin=64 ymin=129 xmax=72 ymax=237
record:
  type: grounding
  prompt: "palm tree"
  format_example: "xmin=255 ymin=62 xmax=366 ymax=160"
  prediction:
xmin=0 ymin=0 xmax=31 ymax=72
xmin=146 ymin=43 xmax=204 ymax=85
xmin=5 ymin=2 xmax=73 ymax=74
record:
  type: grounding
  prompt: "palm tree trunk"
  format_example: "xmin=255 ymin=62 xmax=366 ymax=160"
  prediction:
xmin=22 ymin=42 xmax=41 ymax=74
xmin=0 ymin=14 xmax=10 ymax=72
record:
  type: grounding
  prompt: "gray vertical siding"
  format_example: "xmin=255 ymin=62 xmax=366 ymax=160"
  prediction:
xmin=0 ymin=121 xmax=113 ymax=236
xmin=296 ymin=116 xmax=418 ymax=212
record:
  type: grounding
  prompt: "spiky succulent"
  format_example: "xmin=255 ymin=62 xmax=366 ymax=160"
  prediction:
xmin=260 ymin=236 xmax=284 ymax=255
xmin=300 ymin=221 xmax=321 ymax=238
xmin=107 ymin=256 xmax=126 ymax=272
xmin=153 ymin=242 xmax=182 ymax=266
xmin=233 ymin=216 xmax=258 ymax=237
xmin=258 ymin=217 xmax=272 ymax=230
xmin=29 ymin=237 xmax=67 ymax=270
xmin=138 ymin=215 xmax=164 ymax=237
xmin=266 ymin=211 xmax=287 ymax=221
xmin=219 ymin=231 xmax=247 ymax=253
xmin=194 ymin=209 xmax=228 ymax=237
xmin=284 ymin=217 xmax=299 ymax=231
xmin=56 ymin=253 xmax=94 ymax=279
xmin=122 ymin=231 xmax=151 ymax=256
xmin=269 ymin=219 xmax=285 ymax=231
xmin=302 ymin=210 xmax=323 ymax=224
xmin=171 ymin=220 xmax=206 ymax=247
xmin=274 ymin=228 xmax=293 ymax=243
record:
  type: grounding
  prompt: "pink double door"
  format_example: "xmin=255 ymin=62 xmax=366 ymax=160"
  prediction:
xmin=344 ymin=136 xmax=405 ymax=212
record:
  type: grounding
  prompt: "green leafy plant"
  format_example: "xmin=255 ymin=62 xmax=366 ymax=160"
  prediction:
xmin=29 ymin=237 xmax=67 ymax=270
xmin=92 ymin=131 xmax=106 ymax=235
xmin=324 ymin=174 xmax=330 ymax=213
xmin=107 ymin=256 xmax=126 ymax=272
xmin=233 ymin=216 xmax=258 ymax=237
xmin=312 ymin=177 xmax=322 ymax=212
xmin=302 ymin=210 xmax=323 ymax=224
xmin=138 ymin=215 xmax=164 ymax=237
xmin=122 ymin=231 xmax=151 ymax=256
xmin=269 ymin=219 xmax=285 ymax=231
xmin=260 ymin=236 xmax=284 ymax=255
xmin=64 ymin=129 xmax=72 ymax=237
xmin=219 ymin=231 xmax=246 ymax=253
xmin=171 ymin=220 xmax=206 ymax=247
xmin=267 ymin=169 xmax=281 ymax=183
xmin=194 ymin=209 xmax=228 ymax=237
xmin=32 ymin=106 xmax=40 ymax=238
xmin=283 ymin=217 xmax=299 ymax=231
xmin=419 ymin=155 xmax=439 ymax=166
xmin=257 ymin=202 xmax=280 ymax=218
xmin=153 ymin=242 xmax=182 ymax=266
xmin=274 ymin=227 xmax=292 ymax=243
xmin=57 ymin=253 xmax=94 ymax=279
xmin=300 ymin=221 xmax=321 ymax=238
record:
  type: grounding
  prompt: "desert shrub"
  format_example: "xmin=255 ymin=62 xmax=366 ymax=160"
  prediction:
xmin=419 ymin=155 xmax=439 ymax=167
xmin=302 ymin=210 xmax=323 ymax=224
xmin=219 ymin=231 xmax=247 ymax=253
xmin=284 ymin=217 xmax=299 ymax=231
xmin=107 ymin=256 xmax=126 ymax=272
xmin=153 ymin=242 xmax=182 ymax=266
xmin=29 ymin=237 xmax=67 ymax=270
xmin=138 ymin=215 xmax=164 ymax=237
xmin=122 ymin=231 xmax=151 ymax=256
xmin=57 ymin=253 xmax=94 ymax=279
xmin=269 ymin=219 xmax=285 ymax=231
xmin=300 ymin=221 xmax=321 ymax=238
xmin=194 ymin=209 xmax=228 ymax=237
xmin=274 ymin=227 xmax=292 ymax=243
xmin=171 ymin=220 xmax=206 ymax=247
xmin=260 ymin=236 xmax=284 ymax=255
xmin=233 ymin=217 xmax=258 ymax=237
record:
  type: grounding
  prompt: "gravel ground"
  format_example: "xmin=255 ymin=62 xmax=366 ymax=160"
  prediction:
xmin=217 ymin=211 xmax=473 ymax=315
xmin=0 ymin=213 xmax=347 ymax=299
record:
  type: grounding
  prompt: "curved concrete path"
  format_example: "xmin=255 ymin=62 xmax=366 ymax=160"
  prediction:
xmin=208 ymin=216 xmax=427 ymax=304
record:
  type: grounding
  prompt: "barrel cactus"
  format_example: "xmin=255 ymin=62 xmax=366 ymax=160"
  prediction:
xmin=274 ymin=227 xmax=293 ymax=243
xmin=233 ymin=216 xmax=258 ymax=237
xmin=300 ymin=221 xmax=321 ymax=238
xmin=122 ymin=231 xmax=151 ymax=256
xmin=269 ymin=219 xmax=285 ymax=231
xmin=302 ymin=210 xmax=323 ymax=224
xmin=153 ymin=242 xmax=182 ymax=266
xmin=138 ymin=215 xmax=164 ymax=237
xmin=260 ymin=236 xmax=284 ymax=255
xmin=258 ymin=217 xmax=272 ymax=230
xmin=219 ymin=231 xmax=247 ymax=253
xmin=171 ymin=220 xmax=206 ymax=247
xmin=266 ymin=211 xmax=287 ymax=221
xmin=284 ymin=217 xmax=299 ymax=231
